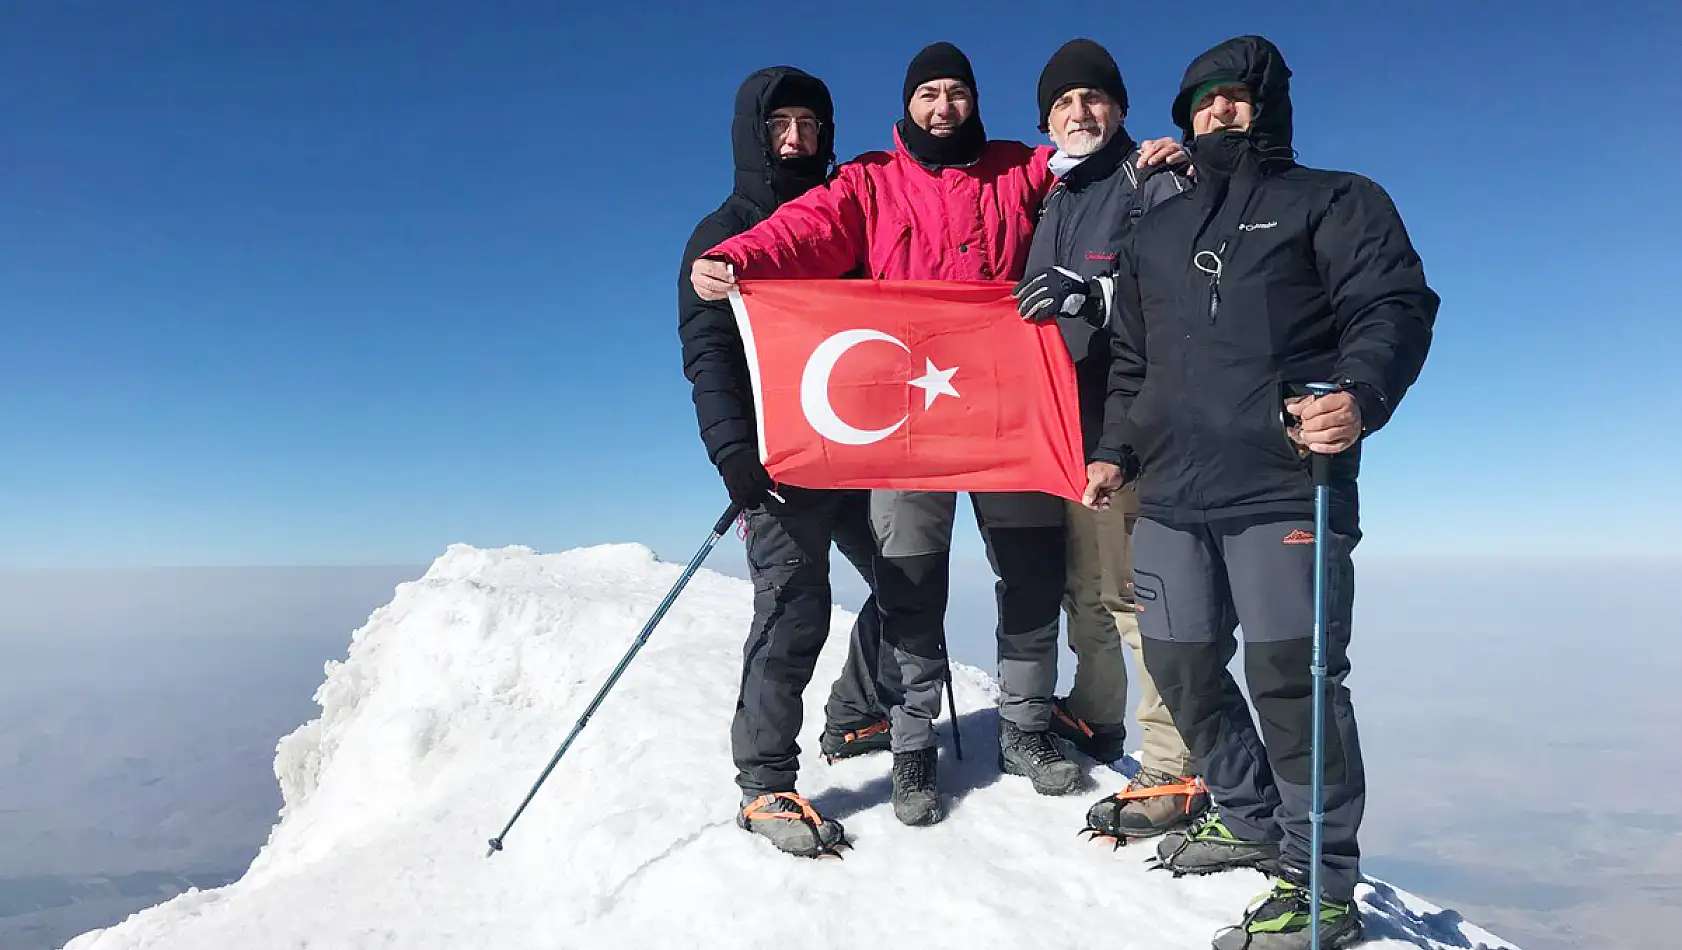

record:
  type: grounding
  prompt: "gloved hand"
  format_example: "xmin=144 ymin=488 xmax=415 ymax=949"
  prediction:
xmin=1012 ymin=266 xmax=1113 ymax=325
xmin=717 ymin=452 xmax=774 ymax=509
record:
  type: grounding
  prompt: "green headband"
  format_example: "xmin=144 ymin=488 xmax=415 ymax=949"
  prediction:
xmin=1189 ymin=78 xmax=1250 ymax=114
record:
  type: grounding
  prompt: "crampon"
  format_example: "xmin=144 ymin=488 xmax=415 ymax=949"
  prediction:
xmin=1142 ymin=812 xmax=1281 ymax=879
xmin=821 ymin=719 xmax=890 ymax=764
xmin=1081 ymin=776 xmax=1209 ymax=850
xmin=738 ymin=792 xmax=850 ymax=859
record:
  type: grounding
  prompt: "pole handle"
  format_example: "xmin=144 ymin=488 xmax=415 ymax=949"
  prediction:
xmin=1310 ymin=451 xmax=1333 ymax=487
xmin=1298 ymin=381 xmax=1341 ymax=488
xmin=712 ymin=502 xmax=744 ymax=536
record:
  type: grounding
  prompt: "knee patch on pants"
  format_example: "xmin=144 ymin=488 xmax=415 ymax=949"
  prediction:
xmin=984 ymin=526 xmax=1065 ymax=647
xmin=874 ymin=551 xmax=949 ymax=660
xmin=1246 ymin=638 xmax=1348 ymax=786
xmin=1140 ymin=637 xmax=1229 ymax=759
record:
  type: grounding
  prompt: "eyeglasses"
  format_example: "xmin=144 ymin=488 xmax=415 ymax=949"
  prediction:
xmin=767 ymin=116 xmax=821 ymax=138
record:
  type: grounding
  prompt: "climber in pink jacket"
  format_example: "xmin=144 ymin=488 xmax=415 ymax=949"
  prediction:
xmin=690 ymin=41 xmax=1184 ymax=828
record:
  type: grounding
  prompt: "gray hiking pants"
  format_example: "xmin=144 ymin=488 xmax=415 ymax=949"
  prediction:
xmin=1133 ymin=513 xmax=1366 ymax=902
xmin=822 ymin=603 xmax=903 ymax=732
xmin=732 ymin=487 xmax=901 ymax=795
xmin=870 ymin=489 xmax=1065 ymax=753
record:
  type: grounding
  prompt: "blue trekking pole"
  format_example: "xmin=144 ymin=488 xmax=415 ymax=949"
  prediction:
xmin=1303 ymin=381 xmax=1340 ymax=947
xmin=485 ymin=502 xmax=743 ymax=857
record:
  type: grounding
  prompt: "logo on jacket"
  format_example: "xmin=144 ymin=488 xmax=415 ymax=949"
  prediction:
xmin=1086 ymin=251 xmax=1117 ymax=262
xmin=1282 ymin=529 xmax=1315 ymax=545
xmin=1238 ymin=221 xmax=1278 ymax=231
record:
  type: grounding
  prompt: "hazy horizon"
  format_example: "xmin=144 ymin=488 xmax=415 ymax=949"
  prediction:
xmin=1 ymin=550 xmax=1677 ymax=950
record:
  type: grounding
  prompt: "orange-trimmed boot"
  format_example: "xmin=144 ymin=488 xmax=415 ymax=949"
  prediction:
xmin=1049 ymin=697 xmax=1128 ymax=764
xmin=736 ymin=791 xmax=848 ymax=858
xmin=819 ymin=718 xmax=891 ymax=763
xmin=1083 ymin=769 xmax=1211 ymax=845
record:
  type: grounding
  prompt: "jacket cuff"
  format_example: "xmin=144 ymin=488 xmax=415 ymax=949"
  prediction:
xmin=1087 ymin=445 xmax=1140 ymax=483
xmin=700 ymin=247 xmax=743 ymax=274
xmin=710 ymin=442 xmax=756 ymax=468
xmin=1338 ymin=377 xmax=1391 ymax=435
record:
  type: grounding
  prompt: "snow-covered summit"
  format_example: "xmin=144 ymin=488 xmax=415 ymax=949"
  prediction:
xmin=64 ymin=542 xmax=1520 ymax=950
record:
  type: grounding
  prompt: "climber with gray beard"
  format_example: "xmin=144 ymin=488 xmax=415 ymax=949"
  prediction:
xmin=1012 ymin=38 xmax=1207 ymax=842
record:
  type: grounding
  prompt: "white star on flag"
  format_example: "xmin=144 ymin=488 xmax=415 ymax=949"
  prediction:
xmin=907 ymin=358 xmax=960 ymax=410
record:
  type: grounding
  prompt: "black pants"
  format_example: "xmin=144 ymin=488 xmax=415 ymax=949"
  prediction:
xmin=731 ymin=487 xmax=898 ymax=794
xmin=1133 ymin=513 xmax=1366 ymax=902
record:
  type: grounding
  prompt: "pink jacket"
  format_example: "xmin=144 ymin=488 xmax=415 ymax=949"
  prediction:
xmin=706 ymin=126 xmax=1054 ymax=282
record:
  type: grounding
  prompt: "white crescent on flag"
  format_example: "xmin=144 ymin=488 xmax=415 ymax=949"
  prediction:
xmin=728 ymin=286 xmax=966 ymax=455
xmin=799 ymin=328 xmax=910 ymax=446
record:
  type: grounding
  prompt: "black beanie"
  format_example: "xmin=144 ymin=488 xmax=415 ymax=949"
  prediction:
xmin=767 ymin=72 xmax=829 ymax=117
xmin=903 ymin=42 xmax=978 ymax=105
xmin=1037 ymin=38 xmax=1127 ymax=132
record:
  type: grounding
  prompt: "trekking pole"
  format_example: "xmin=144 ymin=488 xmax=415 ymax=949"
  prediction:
xmin=1303 ymin=381 xmax=1339 ymax=948
xmin=941 ymin=658 xmax=963 ymax=760
xmin=485 ymin=502 xmax=743 ymax=857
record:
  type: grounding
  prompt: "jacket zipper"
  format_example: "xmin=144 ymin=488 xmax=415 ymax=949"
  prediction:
xmin=1207 ymin=239 xmax=1226 ymax=323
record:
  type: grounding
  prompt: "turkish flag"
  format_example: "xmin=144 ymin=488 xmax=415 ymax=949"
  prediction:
xmin=727 ymin=279 xmax=1087 ymax=501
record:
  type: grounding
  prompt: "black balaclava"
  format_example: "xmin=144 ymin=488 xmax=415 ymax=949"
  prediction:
xmin=770 ymin=73 xmax=834 ymax=200
xmin=764 ymin=72 xmax=834 ymax=202
xmin=896 ymin=42 xmax=987 ymax=168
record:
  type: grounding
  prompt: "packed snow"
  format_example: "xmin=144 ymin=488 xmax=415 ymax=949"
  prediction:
xmin=63 ymin=542 xmax=1521 ymax=950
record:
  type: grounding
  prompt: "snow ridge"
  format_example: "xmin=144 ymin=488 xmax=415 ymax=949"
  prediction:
xmin=63 ymin=543 xmax=1521 ymax=950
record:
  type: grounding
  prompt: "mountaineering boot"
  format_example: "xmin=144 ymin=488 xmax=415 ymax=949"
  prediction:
xmin=1084 ymin=768 xmax=1211 ymax=844
xmin=819 ymin=718 xmax=891 ymax=763
xmin=736 ymin=792 xmax=848 ymax=858
xmin=998 ymin=719 xmax=1083 ymax=795
xmin=1049 ymin=697 xmax=1129 ymax=764
xmin=1210 ymin=875 xmax=1364 ymax=949
xmin=1152 ymin=810 xmax=1280 ymax=877
xmin=890 ymin=747 xmax=944 ymax=826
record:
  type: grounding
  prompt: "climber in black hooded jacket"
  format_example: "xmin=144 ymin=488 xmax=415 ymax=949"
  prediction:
xmin=1080 ymin=36 xmax=1438 ymax=950
xmin=1090 ymin=38 xmax=1437 ymax=525
xmin=676 ymin=66 xmax=901 ymax=860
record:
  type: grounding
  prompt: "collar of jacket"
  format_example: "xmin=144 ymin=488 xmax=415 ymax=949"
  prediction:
xmin=1050 ymin=128 xmax=1137 ymax=188
xmin=894 ymin=119 xmax=986 ymax=172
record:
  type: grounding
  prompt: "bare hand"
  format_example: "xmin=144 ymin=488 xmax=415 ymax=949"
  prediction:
xmin=1136 ymin=136 xmax=1188 ymax=168
xmin=691 ymin=258 xmax=736 ymax=302
xmin=1286 ymin=391 xmax=1362 ymax=454
xmin=1082 ymin=461 xmax=1125 ymax=510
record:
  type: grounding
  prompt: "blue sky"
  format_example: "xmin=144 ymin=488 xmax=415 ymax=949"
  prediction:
xmin=0 ymin=0 xmax=1676 ymax=567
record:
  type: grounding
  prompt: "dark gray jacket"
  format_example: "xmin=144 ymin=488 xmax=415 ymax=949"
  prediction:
xmin=1023 ymin=131 xmax=1191 ymax=458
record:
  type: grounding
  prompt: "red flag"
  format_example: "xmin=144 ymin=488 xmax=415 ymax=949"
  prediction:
xmin=728 ymin=279 xmax=1087 ymax=501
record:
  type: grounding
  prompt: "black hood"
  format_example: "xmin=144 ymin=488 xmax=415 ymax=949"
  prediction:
xmin=1171 ymin=35 xmax=1293 ymax=157
xmin=731 ymin=66 xmax=836 ymax=213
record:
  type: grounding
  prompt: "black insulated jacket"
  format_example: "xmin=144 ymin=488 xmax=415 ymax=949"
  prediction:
xmin=1096 ymin=35 xmax=1439 ymax=523
xmin=677 ymin=67 xmax=836 ymax=466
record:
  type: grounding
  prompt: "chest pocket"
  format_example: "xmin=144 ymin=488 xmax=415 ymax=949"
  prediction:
xmin=1205 ymin=211 xmax=1314 ymax=354
xmin=872 ymin=222 xmax=914 ymax=280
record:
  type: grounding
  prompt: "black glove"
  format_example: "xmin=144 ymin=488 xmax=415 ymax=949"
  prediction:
xmin=717 ymin=452 xmax=773 ymax=508
xmin=1012 ymin=266 xmax=1113 ymax=325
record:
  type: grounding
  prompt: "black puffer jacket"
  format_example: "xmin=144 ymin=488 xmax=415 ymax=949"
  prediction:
xmin=1096 ymin=35 xmax=1438 ymax=524
xmin=678 ymin=68 xmax=836 ymax=466
xmin=1021 ymin=130 xmax=1191 ymax=459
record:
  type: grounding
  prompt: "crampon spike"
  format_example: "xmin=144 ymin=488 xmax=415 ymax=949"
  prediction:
xmin=1081 ymin=827 xmax=1129 ymax=849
